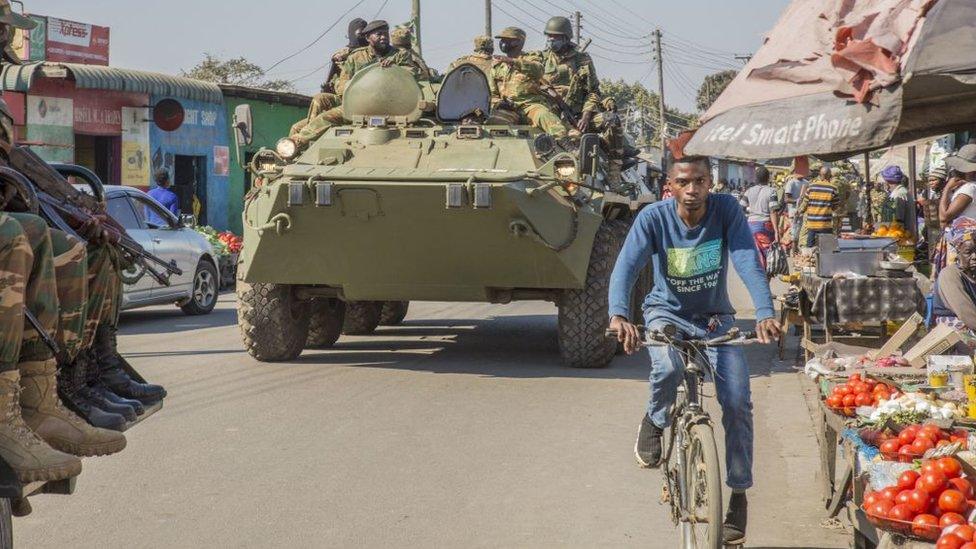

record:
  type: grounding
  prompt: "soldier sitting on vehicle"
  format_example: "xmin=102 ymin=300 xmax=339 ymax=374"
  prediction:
xmin=391 ymin=25 xmax=433 ymax=80
xmin=488 ymin=27 xmax=576 ymax=142
xmin=290 ymin=18 xmax=368 ymax=136
xmin=448 ymin=35 xmax=494 ymax=79
xmin=289 ymin=19 xmax=430 ymax=151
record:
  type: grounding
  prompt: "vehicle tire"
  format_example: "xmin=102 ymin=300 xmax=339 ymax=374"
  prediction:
xmin=341 ymin=301 xmax=383 ymax=335
xmin=180 ymin=259 xmax=219 ymax=315
xmin=306 ymin=299 xmax=346 ymax=348
xmin=557 ymin=220 xmax=626 ymax=368
xmin=379 ymin=301 xmax=409 ymax=326
xmin=238 ymin=281 xmax=310 ymax=361
xmin=0 ymin=498 xmax=11 ymax=549
xmin=682 ymin=423 xmax=723 ymax=549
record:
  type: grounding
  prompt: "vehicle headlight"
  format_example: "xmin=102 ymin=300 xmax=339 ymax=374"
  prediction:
xmin=555 ymin=160 xmax=577 ymax=180
xmin=276 ymin=138 xmax=298 ymax=159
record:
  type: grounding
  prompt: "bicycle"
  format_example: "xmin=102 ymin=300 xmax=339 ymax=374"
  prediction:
xmin=607 ymin=325 xmax=757 ymax=549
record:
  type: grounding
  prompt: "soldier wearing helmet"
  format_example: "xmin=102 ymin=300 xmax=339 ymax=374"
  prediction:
xmin=534 ymin=15 xmax=602 ymax=134
xmin=390 ymin=25 xmax=432 ymax=80
xmin=489 ymin=27 xmax=574 ymax=141
xmin=447 ymin=35 xmax=494 ymax=78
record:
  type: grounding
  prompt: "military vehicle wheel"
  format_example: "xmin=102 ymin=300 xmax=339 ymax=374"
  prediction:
xmin=306 ymin=299 xmax=346 ymax=348
xmin=557 ymin=220 xmax=626 ymax=368
xmin=379 ymin=301 xmax=409 ymax=326
xmin=238 ymin=282 xmax=310 ymax=361
xmin=341 ymin=301 xmax=383 ymax=335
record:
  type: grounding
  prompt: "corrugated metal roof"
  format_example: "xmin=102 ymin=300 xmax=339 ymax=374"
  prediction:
xmin=1 ymin=62 xmax=222 ymax=103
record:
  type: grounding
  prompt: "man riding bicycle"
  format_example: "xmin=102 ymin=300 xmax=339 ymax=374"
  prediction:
xmin=608 ymin=155 xmax=781 ymax=545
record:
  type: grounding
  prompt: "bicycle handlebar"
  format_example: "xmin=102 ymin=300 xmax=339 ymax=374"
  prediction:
xmin=604 ymin=326 xmax=759 ymax=348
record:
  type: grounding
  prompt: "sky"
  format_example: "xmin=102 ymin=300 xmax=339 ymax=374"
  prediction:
xmin=29 ymin=0 xmax=790 ymax=112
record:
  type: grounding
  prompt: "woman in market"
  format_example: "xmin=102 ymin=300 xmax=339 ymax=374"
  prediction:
xmin=739 ymin=166 xmax=782 ymax=270
xmin=932 ymin=216 xmax=976 ymax=338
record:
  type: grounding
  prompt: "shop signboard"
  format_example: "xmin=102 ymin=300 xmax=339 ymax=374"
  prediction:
xmin=44 ymin=16 xmax=109 ymax=65
xmin=25 ymin=95 xmax=73 ymax=162
xmin=121 ymin=107 xmax=150 ymax=188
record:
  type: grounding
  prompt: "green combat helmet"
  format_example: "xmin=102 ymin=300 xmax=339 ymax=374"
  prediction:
xmin=473 ymin=35 xmax=493 ymax=55
xmin=544 ymin=16 xmax=573 ymax=37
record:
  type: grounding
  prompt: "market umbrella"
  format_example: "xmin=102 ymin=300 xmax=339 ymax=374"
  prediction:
xmin=684 ymin=0 xmax=976 ymax=161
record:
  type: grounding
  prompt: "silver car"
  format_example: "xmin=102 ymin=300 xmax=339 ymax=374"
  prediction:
xmin=57 ymin=164 xmax=220 ymax=315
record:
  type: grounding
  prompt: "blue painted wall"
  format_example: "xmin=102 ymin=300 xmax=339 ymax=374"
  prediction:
xmin=148 ymin=95 xmax=230 ymax=230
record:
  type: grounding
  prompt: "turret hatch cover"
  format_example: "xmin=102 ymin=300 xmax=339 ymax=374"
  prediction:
xmin=341 ymin=64 xmax=423 ymax=124
xmin=436 ymin=63 xmax=491 ymax=123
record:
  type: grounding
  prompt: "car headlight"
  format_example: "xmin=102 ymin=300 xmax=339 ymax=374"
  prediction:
xmin=276 ymin=138 xmax=298 ymax=159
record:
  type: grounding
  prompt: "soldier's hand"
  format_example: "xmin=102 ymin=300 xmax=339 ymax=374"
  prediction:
xmin=379 ymin=57 xmax=396 ymax=68
xmin=492 ymin=55 xmax=515 ymax=65
xmin=577 ymin=110 xmax=594 ymax=133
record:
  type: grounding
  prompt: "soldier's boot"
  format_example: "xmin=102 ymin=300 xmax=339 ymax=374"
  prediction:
xmin=19 ymin=360 xmax=126 ymax=457
xmin=58 ymin=354 xmax=126 ymax=432
xmin=0 ymin=371 xmax=82 ymax=483
xmin=93 ymin=325 xmax=166 ymax=405
xmin=81 ymin=350 xmax=137 ymax=422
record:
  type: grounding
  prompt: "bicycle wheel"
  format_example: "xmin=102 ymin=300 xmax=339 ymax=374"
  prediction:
xmin=681 ymin=423 xmax=723 ymax=549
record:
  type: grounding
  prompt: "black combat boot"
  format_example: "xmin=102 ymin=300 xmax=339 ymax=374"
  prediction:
xmin=57 ymin=354 xmax=126 ymax=432
xmin=93 ymin=325 xmax=166 ymax=405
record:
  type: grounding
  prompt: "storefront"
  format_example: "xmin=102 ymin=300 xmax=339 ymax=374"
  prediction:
xmin=0 ymin=61 xmax=236 ymax=229
xmin=219 ymin=85 xmax=310 ymax=234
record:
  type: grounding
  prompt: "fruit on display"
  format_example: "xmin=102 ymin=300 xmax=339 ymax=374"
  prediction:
xmin=864 ymin=457 xmax=976 ymax=539
xmin=824 ymin=374 xmax=900 ymax=417
xmin=873 ymin=222 xmax=915 ymax=244
xmin=217 ymin=231 xmax=243 ymax=254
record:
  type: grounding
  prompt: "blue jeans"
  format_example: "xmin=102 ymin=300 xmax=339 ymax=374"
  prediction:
xmin=644 ymin=312 xmax=754 ymax=490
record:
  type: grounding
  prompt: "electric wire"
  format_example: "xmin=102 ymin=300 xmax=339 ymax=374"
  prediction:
xmin=371 ymin=0 xmax=389 ymax=19
xmin=491 ymin=1 xmax=546 ymax=36
xmin=265 ymin=0 xmax=370 ymax=72
xmin=496 ymin=0 xmax=548 ymax=25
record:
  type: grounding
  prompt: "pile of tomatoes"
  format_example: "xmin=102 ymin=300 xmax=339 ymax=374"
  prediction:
xmin=937 ymin=524 xmax=976 ymax=549
xmin=877 ymin=424 xmax=970 ymax=462
xmin=863 ymin=457 xmax=975 ymax=541
xmin=824 ymin=374 xmax=901 ymax=417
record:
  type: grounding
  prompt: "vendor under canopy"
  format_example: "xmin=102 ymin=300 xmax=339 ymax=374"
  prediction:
xmin=932 ymin=216 xmax=976 ymax=338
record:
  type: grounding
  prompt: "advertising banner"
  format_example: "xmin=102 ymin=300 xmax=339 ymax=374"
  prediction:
xmin=45 ymin=16 xmax=109 ymax=65
xmin=25 ymin=95 xmax=73 ymax=162
xmin=121 ymin=107 xmax=150 ymax=187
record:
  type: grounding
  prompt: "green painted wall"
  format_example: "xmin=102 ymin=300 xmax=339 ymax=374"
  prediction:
xmin=222 ymin=95 xmax=309 ymax=234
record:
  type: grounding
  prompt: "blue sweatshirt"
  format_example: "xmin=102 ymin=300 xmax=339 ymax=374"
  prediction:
xmin=608 ymin=194 xmax=775 ymax=322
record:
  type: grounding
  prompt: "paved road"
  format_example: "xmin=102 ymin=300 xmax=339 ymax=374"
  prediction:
xmin=18 ymin=283 xmax=849 ymax=548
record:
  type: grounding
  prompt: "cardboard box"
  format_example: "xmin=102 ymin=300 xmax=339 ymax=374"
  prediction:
xmin=867 ymin=312 xmax=924 ymax=360
xmin=904 ymin=324 xmax=964 ymax=367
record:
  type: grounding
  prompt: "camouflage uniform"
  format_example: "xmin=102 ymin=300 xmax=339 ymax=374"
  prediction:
xmin=290 ymin=45 xmax=356 ymax=136
xmin=489 ymin=55 xmax=569 ymax=139
xmin=532 ymin=46 xmax=602 ymax=119
xmin=0 ymin=212 xmax=58 ymax=369
xmin=292 ymin=46 xmax=428 ymax=146
xmin=448 ymin=36 xmax=494 ymax=78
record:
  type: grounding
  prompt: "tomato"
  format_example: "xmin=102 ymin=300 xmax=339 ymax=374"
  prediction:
xmin=938 ymin=534 xmax=968 ymax=549
xmin=850 ymin=373 xmax=862 ymax=382
xmin=889 ymin=503 xmax=915 ymax=521
xmin=863 ymin=491 xmax=882 ymax=506
xmin=869 ymin=500 xmax=894 ymax=517
xmin=900 ymin=429 xmax=918 ymax=445
xmin=907 ymin=489 xmax=933 ymax=514
xmin=923 ymin=461 xmax=943 ymax=475
xmin=881 ymin=439 xmax=902 ymax=455
xmin=948 ymin=478 xmax=975 ymax=500
xmin=834 ymin=385 xmax=849 ymax=396
xmin=920 ymin=471 xmax=950 ymax=494
xmin=946 ymin=525 xmax=976 ymax=541
xmin=959 ymin=543 xmax=976 ymax=549
xmin=875 ymin=391 xmax=891 ymax=402
xmin=899 ymin=471 xmax=922 ymax=491
xmin=825 ymin=395 xmax=842 ymax=408
xmin=938 ymin=457 xmax=964 ymax=479
xmin=855 ymin=393 xmax=873 ymax=407
xmin=900 ymin=445 xmax=919 ymax=461
xmin=921 ymin=425 xmax=944 ymax=440
xmin=913 ymin=513 xmax=941 ymax=537
xmin=904 ymin=425 xmax=923 ymax=437
xmin=940 ymin=512 xmax=967 ymax=528
xmin=875 ymin=382 xmax=890 ymax=392
xmin=843 ymin=394 xmax=857 ymax=407
xmin=914 ymin=436 xmax=937 ymax=454
xmin=896 ymin=490 xmax=914 ymax=505
xmin=881 ymin=486 xmax=902 ymax=502
xmin=940 ymin=490 xmax=969 ymax=514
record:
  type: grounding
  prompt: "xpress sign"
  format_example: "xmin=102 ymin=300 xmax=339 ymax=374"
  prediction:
xmin=45 ymin=17 xmax=110 ymax=65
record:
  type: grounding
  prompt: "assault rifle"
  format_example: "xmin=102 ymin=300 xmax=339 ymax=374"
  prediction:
xmin=5 ymin=148 xmax=182 ymax=285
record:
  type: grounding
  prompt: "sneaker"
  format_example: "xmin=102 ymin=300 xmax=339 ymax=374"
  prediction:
xmin=723 ymin=492 xmax=748 ymax=545
xmin=634 ymin=414 xmax=663 ymax=468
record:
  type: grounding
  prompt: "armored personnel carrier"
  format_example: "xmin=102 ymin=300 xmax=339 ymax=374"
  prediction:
xmin=235 ymin=63 xmax=653 ymax=367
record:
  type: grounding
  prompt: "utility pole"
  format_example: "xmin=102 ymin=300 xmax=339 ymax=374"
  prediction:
xmin=484 ymin=0 xmax=491 ymax=36
xmin=574 ymin=11 xmax=581 ymax=42
xmin=412 ymin=0 xmax=422 ymax=56
xmin=653 ymin=28 xmax=666 ymax=162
